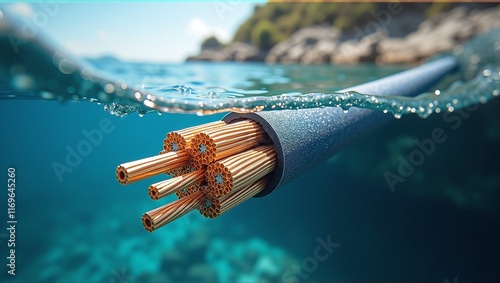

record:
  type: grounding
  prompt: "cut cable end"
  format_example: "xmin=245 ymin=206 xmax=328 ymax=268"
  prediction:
xmin=116 ymin=119 xmax=275 ymax=232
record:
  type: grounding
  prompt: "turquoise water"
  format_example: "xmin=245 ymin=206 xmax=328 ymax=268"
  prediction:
xmin=1 ymin=14 xmax=500 ymax=283
xmin=1 ymin=13 xmax=499 ymax=118
xmin=2 ymin=94 xmax=500 ymax=282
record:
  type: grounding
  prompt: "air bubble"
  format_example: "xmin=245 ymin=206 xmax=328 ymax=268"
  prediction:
xmin=144 ymin=100 xmax=155 ymax=108
xmin=12 ymin=74 xmax=35 ymax=90
xmin=104 ymin=83 xmax=115 ymax=94
xmin=40 ymin=91 xmax=55 ymax=99
xmin=58 ymin=58 xmax=76 ymax=75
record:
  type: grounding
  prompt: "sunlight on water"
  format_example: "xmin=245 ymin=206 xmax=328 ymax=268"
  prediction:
xmin=0 ymin=12 xmax=499 ymax=118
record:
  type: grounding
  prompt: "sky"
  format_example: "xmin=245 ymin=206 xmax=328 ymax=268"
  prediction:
xmin=2 ymin=2 xmax=260 ymax=63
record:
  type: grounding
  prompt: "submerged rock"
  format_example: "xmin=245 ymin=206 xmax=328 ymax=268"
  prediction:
xmin=186 ymin=264 xmax=218 ymax=282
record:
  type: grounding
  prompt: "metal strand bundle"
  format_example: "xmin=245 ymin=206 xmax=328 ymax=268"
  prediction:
xmin=148 ymin=169 xmax=205 ymax=200
xmin=115 ymin=120 xmax=275 ymax=232
xmin=164 ymin=121 xmax=226 ymax=152
xmin=142 ymin=191 xmax=206 ymax=232
xmin=205 ymin=145 xmax=276 ymax=198
xmin=200 ymin=177 xmax=268 ymax=218
xmin=116 ymin=150 xmax=190 ymax=184
xmin=189 ymin=120 xmax=267 ymax=165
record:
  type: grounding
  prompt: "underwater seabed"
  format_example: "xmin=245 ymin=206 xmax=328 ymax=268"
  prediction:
xmin=1 ymin=94 xmax=499 ymax=282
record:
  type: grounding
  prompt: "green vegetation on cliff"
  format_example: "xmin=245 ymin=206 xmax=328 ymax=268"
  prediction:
xmin=231 ymin=2 xmax=461 ymax=50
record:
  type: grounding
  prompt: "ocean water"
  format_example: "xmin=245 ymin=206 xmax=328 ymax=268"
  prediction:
xmin=1 ymin=14 xmax=500 ymax=283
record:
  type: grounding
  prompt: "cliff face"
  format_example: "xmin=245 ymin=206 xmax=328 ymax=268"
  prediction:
xmin=186 ymin=4 xmax=500 ymax=65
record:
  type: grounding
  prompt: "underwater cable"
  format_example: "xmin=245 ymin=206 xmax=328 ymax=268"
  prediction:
xmin=115 ymin=56 xmax=458 ymax=231
xmin=0 ymin=10 xmax=497 ymax=230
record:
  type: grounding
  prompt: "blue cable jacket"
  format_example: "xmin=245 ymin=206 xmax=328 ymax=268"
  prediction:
xmin=223 ymin=56 xmax=458 ymax=197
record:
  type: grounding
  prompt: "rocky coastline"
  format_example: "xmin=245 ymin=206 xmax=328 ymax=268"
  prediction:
xmin=186 ymin=5 xmax=500 ymax=65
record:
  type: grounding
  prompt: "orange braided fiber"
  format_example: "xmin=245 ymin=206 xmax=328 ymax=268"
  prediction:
xmin=165 ymin=157 xmax=205 ymax=177
xmin=142 ymin=191 xmax=206 ymax=232
xmin=198 ymin=192 xmax=220 ymax=219
xmin=199 ymin=177 xmax=268 ymax=218
xmin=175 ymin=182 xmax=203 ymax=199
xmin=205 ymin=145 xmax=276 ymax=198
xmin=116 ymin=118 xmax=278 ymax=232
xmin=116 ymin=150 xmax=190 ymax=185
xmin=164 ymin=121 xmax=226 ymax=152
xmin=189 ymin=120 xmax=267 ymax=165
xmin=148 ymin=169 xmax=205 ymax=200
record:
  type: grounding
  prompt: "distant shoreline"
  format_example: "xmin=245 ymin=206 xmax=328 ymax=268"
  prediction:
xmin=186 ymin=5 xmax=500 ymax=65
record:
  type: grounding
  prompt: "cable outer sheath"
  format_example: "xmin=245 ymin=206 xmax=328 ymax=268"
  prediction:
xmin=223 ymin=56 xmax=458 ymax=197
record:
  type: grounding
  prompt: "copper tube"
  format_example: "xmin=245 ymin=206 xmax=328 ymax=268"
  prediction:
xmin=219 ymin=177 xmax=268 ymax=215
xmin=163 ymin=121 xmax=226 ymax=152
xmin=198 ymin=192 xmax=221 ymax=219
xmin=115 ymin=118 xmax=279 ymax=230
xmin=142 ymin=191 xmax=206 ymax=232
xmin=205 ymin=145 xmax=276 ymax=197
xmin=189 ymin=120 xmax=267 ymax=165
xmin=198 ymin=177 xmax=268 ymax=218
xmin=116 ymin=150 xmax=190 ymax=185
xmin=175 ymin=182 xmax=202 ymax=199
xmin=148 ymin=169 xmax=205 ymax=200
xmin=165 ymin=158 xmax=204 ymax=177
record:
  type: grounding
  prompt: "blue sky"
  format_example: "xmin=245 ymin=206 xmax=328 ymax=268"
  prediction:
xmin=2 ymin=2 xmax=260 ymax=62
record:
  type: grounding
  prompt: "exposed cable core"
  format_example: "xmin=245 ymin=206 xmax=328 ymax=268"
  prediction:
xmin=116 ymin=119 xmax=275 ymax=232
xmin=116 ymin=150 xmax=190 ymax=185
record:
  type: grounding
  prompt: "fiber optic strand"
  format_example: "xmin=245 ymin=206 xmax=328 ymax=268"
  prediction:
xmin=116 ymin=120 xmax=276 ymax=232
